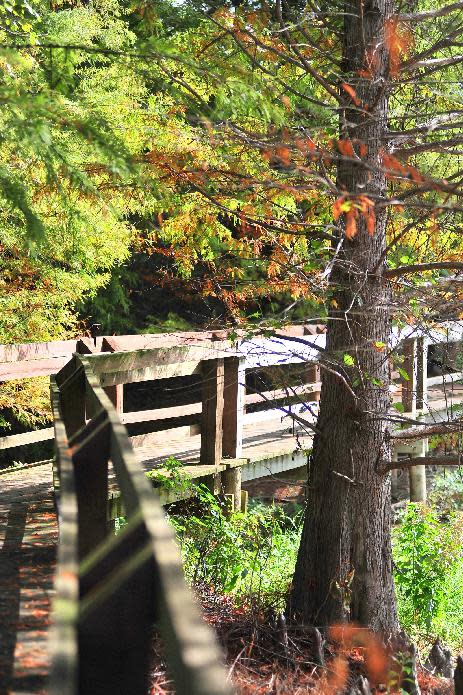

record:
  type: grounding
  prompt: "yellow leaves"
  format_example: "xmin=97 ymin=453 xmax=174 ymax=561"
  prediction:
xmin=373 ymin=341 xmax=386 ymax=352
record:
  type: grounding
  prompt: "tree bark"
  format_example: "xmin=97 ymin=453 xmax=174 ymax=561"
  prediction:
xmin=290 ymin=0 xmax=398 ymax=633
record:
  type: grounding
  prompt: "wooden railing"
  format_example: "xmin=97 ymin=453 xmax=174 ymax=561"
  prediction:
xmin=50 ymin=351 xmax=232 ymax=695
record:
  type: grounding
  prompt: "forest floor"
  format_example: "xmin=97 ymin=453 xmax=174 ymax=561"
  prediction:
xmin=149 ymin=588 xmax=454 ymax=695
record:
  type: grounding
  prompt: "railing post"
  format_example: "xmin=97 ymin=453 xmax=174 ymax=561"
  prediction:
xmin=416 ymin=337 xmax=427 ymax=410
xmin=401 ymin=338 xmax=427 ymax=502
xmin=60 ymin=366 xmax=86 ymax=439
xmin=305 ymin=362 xmax=321 ymax=401
xmin=222 ymin=356 xmax=246 ymax=511
xmin=70 ymin=413 xmax=111 ymax=560
xmin=200 ymin=358 xmax=225 ymax=469
xmin=401 ymin=338 xmax=417 ymax=413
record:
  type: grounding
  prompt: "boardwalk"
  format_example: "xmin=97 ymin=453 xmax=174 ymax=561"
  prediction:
xmin=0 ymin=327 xmax=461 ymax=694
xmin=0 ymin=464 xmax=57 ymax=695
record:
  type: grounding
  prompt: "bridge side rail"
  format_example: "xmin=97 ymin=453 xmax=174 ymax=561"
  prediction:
xmin=50 ymin=353 xmax=231 ymax=695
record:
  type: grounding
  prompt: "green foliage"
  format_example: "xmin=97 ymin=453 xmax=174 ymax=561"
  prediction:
xmin=170 ymin=487 xmax=302 ymax=606
xmin=393 ymin=503 xmax=463 ymax=647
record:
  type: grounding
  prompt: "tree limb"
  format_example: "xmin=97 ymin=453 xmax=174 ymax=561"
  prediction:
xmin=391 ymin=419 xmax=463 ymax=441
xmin=379 ymin=455 xmax=462 ymax=473
xmin=384 ymin=262 xmax=463 ymax=279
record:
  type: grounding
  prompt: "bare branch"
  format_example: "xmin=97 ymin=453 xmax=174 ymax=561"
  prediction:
xmin=379 ymin=455 xmax=462 ymax=473
xmin=384 ymin=262 xmax=463 ymax=279
xmin=399 ymin=2 xmax=463 ymax=22
xmin=391 ymin=419 xmax=463 ymax=441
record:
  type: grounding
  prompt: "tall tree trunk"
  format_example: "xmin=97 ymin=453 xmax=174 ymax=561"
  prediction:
xmin=290 ymin=0 xmax=398 ymax=633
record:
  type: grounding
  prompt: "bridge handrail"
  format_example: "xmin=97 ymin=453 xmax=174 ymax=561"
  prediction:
xmin=50 ymin=353 xmax=231 ymax=695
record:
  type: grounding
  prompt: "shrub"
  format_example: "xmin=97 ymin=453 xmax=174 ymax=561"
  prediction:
xmin=393 ymin=503 xmax=463 ymax=648
xmin=168 ymin=485 xmax=302 ymax=608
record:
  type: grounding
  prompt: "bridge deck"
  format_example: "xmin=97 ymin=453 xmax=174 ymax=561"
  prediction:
xmin=0 ymin=464 xmax=57 ymax=695
xmin=136 ymin=417 xmax=312 ymax=476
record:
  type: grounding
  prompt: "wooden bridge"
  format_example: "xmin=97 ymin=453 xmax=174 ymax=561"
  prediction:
xmin=0 ymin=323 xmax=462 ymax=694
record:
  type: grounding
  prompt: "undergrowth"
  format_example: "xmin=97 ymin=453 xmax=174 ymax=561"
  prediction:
xmin=119 ymin=460 xmax=463 ymax=651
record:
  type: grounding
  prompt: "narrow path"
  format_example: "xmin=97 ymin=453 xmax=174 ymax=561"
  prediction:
xmin=0 ymin=464 xmax=56 ymax=695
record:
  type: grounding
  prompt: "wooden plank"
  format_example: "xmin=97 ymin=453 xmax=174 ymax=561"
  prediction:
xmin=200 ymin=358 xmax=224 ymax=467
xmin=98 ymin=360 xmax=202 ymax=387
xmin=87 ymin=344 xmax=232 ymax=378
xmin=49 ymin=377 xmax=79 ymax=695
xmin=122 ymin=402 xmax=201 ymax=425
xmin=99 ymin=338 xmax=124 ymax=416
xmin=59 ymin=366 xmax=86 ymax=438
xmin=72 ymin=415 xmax=111 ymax=561
xmin=245 ymin=383 xmax=322 ymax=406
xmin=0 ymin=339 xmax=77 ymax=363
xmin=101 ymin=331 xmax=230 ymax=352
xmin=79 ymin=543 xmax=155 ymax=695
xmin=0 ymin=355 xmax=71 ymax=381
xmin=130 ymin=425 xmax=198 ymax=449
xmin=0 ymin=426 xmax=54 ymax=450
xmin=79 ymin=514 xmax=146 ymax=598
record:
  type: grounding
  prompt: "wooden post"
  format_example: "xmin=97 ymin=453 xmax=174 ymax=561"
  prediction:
xmin=105 ymin=384 xmax=124 ymax=417
xmin=222 ymin=466 xmax=242 ymax=512
xmin=416 ymin=337 xmax=427 ymax=411
xmin=306 ymin=362 xmax=321 ymax=401
xmin=222 ymin=357 xmax=245 ymax=458
xmin=401 ymin=338 xmax=417 ymax=414
xmin=60 ymin=368 xmax=86 ymax=439
xmin=409 ymin=439 xmax=427 ymax=503
xmin=200 ymin=358 xmax=224 ymax=468
xmin=70 ymin=414 xmax=110 ymax=560
xmin=222 ymin=357 xmax=245 ymax=510
xmin=401 ymin=338 xmax=427 ymax=502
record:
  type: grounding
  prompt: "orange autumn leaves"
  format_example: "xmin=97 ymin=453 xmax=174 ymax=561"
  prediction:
xmin=333 ymin=195 xmax=376 ymax=240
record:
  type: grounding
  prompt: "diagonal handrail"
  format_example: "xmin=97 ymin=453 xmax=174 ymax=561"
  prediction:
xmin=49 ymin=353 xmax=231 ymax=695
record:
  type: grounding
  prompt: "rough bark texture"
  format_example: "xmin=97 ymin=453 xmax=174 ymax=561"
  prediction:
xmin=290 ymin=0 xmax=398 ymax=633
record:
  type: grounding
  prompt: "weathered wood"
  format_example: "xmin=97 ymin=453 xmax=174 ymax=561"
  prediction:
xmin=222 ymin=467 xmax=242 ymax=512
xmin=245 ymin=383 xmax=322 ymax=406
xmin=0 ymin=339 xmax=77 ymax=364
xmin=122 ymin=402 xmax=201 ymax=424
xmin=87 ymin=343 xmax=230 ymax=377
xmin=0 ymin=355 xmax=71 ymax=381
xmin=78 ymin=358 xmax=231 ymax=695
xmin=80 ymin=513 xmax=146 ymax=597
xmin=79 ymin=543 xmax=155 ymax=695
xmin=59 ymin=366 xmax=87 ymax=439
xmin=223 ymin=356 xmax=246 ymax=459
xmin=49 ymin=377 xmax=79 ymax=695
xmin=99 ymin=360 xmax=203 ymax=386
xmin=102 ymin=331 xmax=231 ymax=352
xmin=0 ymin=427 xmax=54 ymax=450
xmin=381 ymin=455 xmax=462 ymax=472
xmin=200 ymin=358 xmax=225 ymax=467
xmin=401 ymin=338 xmax=417 ymax=414
xmin=71 ymin=414 xmax=110 ymax=561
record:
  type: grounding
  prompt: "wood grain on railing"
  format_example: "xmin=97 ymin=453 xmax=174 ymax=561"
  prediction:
xmin=50 ymin=353 xmax=231 ymax=695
